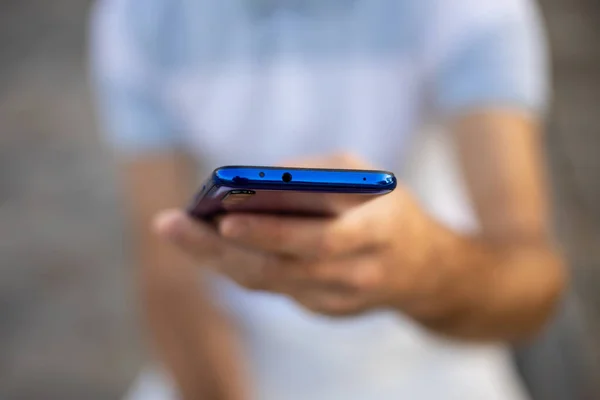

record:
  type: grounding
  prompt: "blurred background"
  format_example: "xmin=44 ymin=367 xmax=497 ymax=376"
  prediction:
xmin=1 ymin=0 xmax=599 ymax=399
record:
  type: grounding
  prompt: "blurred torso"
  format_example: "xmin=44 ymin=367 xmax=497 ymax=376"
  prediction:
xmin=157 ymin=0 xmax=427 ymax=169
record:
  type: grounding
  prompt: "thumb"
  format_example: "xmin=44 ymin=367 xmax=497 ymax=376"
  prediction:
xmin=153 ymin=209 xmax=223 ymax=261
xmin=153 ymin=209 xmax=191 ymax=240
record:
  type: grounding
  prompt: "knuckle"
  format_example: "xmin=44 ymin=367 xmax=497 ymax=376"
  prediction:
xmin=348 ymin=264 xmax=384 ymax=292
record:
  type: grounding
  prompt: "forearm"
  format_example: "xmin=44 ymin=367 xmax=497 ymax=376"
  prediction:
xmin=410 ymin=112 xmax=568 ymax=342
xmin=411 ymin=219 xmax=567 ymax=342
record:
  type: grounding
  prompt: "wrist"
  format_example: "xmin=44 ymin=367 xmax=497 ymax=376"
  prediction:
xmin=387 ymin=210 xmax=471 ymax=322
xmin=405 ymin=224 xmax=566 ymax=340
xmin=406 ymin=221 xmax=486 ymax=329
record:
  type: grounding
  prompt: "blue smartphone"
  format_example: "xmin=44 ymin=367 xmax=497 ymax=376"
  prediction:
xmin=187 ymin=166 xmax=396 ymax=220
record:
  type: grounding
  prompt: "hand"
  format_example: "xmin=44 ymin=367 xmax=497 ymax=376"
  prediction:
xmin=154 ymin=154 xmax=487 ymax=320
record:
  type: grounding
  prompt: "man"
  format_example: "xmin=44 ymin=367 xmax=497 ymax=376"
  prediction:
xmin=90 ymin=0 xmax=566 ymax=399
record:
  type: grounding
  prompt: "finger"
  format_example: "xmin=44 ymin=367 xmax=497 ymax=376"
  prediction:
xmin=285 ymin=257 xmax=385 ymax=294
xmin=154 ymin=210 xmax=292 ymax=292
xmin=154 ymin=209 xmax=226 ymax=263
xmin=219 ymin=210 xmax=384 ymax=259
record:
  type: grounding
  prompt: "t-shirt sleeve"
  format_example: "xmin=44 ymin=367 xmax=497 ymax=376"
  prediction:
xmin=430 ymin=0 xmax=550 ymax=117
xmin=89 ymin=0 xmax=182 ymax=154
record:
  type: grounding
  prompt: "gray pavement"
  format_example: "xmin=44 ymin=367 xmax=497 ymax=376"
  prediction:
xmin=1 ymin=1 xmax=142 ymax=398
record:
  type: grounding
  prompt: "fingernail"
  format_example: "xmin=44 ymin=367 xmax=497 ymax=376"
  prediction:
xmin=220 ymin=218 xmax=247 ymax=238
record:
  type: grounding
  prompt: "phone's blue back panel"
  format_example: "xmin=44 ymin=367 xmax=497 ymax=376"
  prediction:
xmin=188 ymin=166 xmax=396 ymax=219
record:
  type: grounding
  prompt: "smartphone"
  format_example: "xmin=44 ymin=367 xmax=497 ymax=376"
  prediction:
xmin=187 ymin=166 xmax=396 ymax=220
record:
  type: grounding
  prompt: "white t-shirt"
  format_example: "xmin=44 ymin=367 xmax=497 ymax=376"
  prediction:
xmin=90 ymin=0 xmax=549 ymax=399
